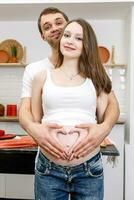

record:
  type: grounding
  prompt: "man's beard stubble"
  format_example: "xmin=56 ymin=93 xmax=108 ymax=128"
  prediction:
xmin=47 ymin=38 xmax=60 ymax=50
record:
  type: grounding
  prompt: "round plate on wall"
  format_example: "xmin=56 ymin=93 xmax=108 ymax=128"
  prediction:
xmin=98 ymin=46 xmax=110 ymax=64
xmin=0 ymin=39 xmax=23 ymax=62
xmin=0 ymin=50 xmax=9 ymax=63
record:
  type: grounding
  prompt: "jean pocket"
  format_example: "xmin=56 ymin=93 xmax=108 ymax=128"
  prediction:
xmin=86 ymin=155 xmax=103 ymax=178
xmin=35 ymin=157 xmax=51 ymax=176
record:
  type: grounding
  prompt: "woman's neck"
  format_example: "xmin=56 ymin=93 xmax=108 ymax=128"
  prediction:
xmin=61 ymin=57 xmax=79 ymax=74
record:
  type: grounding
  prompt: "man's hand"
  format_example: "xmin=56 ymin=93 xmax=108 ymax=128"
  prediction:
xmin=72 ymin=123 xmax=110 ymax=158
xmin=29 ymin=122 xmax=67 ymax=159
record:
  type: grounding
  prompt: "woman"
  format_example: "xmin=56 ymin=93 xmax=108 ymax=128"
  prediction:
xmin=32 ymin=18 xmax=111 ymax=200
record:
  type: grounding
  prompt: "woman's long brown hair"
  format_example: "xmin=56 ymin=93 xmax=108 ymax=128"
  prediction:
xmin=56 ymin=18 xmax=112 ymax=96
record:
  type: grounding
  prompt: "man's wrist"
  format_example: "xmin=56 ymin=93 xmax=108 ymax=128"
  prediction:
xmin=27 ymin=121 xmax=40 ymax=135
xmin=100 ymin=121 xmax=112 ymax=136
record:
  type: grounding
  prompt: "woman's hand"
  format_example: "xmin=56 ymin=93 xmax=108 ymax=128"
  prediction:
xmin=71 ymin=123 xmax=110 ymax=158
xmin=29 ymin=122 xmax=68 ymax=159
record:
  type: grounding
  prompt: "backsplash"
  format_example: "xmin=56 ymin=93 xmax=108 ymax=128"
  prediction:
xmin=106 ymin=66 xmax=126 ymax=120
xmin=0 ymin=67 xmax=24 ymax=105
xmin=0 ymin=65 xmax=126 ymax=135
xmin=0 ymin=66 xmax=26 ymax=135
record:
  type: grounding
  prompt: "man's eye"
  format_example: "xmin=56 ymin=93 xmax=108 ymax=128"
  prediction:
xmin=56 ymin=20 xmax=63 ymax=26
xmin=56 ymin=21 xmax=63 ymax=25
xmin=43 ymin=25 xmax=51 ymax=31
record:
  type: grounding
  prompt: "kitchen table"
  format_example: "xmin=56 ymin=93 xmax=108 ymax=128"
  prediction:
xmin=0 ymin=145 xmax=119 ymax=174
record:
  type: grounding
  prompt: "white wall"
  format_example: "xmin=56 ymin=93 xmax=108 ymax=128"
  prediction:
xmin=0 ymin=20 xmax=125 ymax=63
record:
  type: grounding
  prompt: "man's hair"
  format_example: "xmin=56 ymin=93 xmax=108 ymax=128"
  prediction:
xmin=38 ymin=7 xmax=69 ymax=34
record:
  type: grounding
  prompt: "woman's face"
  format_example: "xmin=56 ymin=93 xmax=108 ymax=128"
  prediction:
xmin=60 ymin=22 xmax=83 ymax=59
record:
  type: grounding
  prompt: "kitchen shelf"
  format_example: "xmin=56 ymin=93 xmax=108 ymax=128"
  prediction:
xmin=104 ymin=64 xmax=127 ymax=68
xmin=0 ymin=116 xmax=19 ymax=122
xmin=0 ymin=63 xmax=27 ymax=67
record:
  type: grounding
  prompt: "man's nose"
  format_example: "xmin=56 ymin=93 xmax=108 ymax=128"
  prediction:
xmin=51 ymin=24 xmax=59 ymax=32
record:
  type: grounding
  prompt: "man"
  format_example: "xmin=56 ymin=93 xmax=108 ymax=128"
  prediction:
xmin=19 ymin=7 xmax=120 ymax=159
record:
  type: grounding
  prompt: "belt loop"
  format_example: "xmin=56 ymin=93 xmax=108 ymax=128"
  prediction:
xmin=83 ymin=161 xmax=88 ymax=171
xmin=48 ymin=160 xmax=52 ymax=169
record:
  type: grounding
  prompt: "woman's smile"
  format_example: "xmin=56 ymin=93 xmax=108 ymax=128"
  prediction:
xmin=63 ymin=45 xmax=76 ymax=51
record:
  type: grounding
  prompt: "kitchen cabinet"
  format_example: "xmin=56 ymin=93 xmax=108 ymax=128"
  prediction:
xmin=103 ymin=124 xmax=125 ymax=200
xmin=5 ymin=174 xmax=34 ymax=199
xmin=0 ymin=174 xmax=5 ymax=198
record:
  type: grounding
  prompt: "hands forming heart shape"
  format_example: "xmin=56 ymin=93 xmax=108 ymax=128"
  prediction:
xmin=57 ymin=129 xmax=80 ymax=150
xmin=55 ymin=126 xmax=88 ymax=154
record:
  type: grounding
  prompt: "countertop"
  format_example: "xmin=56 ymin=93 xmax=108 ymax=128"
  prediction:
xmin=0 ymin=145 xmax=119 ymax=174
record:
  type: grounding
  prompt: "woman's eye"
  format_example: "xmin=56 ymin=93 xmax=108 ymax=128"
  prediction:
xmin=64 ymin=33 xmax=70 ymax=38
xmin=76 ymin=37 xmax=83 ymax=41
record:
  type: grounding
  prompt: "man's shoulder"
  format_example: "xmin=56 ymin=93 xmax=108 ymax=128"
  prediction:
xmin=25 ymin=58 xmax=53 ymax=72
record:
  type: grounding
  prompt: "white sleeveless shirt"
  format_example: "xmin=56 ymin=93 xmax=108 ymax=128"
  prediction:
xmin=41 ymin=69 xmax=100 ymax=166
xmin=42 ymin=69 xmax=97 ymax=126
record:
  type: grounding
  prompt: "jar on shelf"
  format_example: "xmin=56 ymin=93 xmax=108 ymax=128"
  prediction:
xmin=0 ymin=104 xmax=5 ymax=116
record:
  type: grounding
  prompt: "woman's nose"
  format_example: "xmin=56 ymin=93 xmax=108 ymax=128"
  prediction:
xmin=67 ymin=37 xmax=74 ymax=44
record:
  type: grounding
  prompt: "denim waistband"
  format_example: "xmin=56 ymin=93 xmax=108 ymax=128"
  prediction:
xmin=38 ymin=150 xmax=101 ymax=171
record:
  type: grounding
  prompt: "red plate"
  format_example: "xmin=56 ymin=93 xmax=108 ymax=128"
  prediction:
xmin=0 ymin=134 xmax=16 ymax=140
xmin=98 ymin=46 xmax=110 ymax=64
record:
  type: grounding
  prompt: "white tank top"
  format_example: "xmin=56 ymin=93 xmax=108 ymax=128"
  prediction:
xmin=42 ymin=69 xmax=97 ymax=126
xmin=41 ymin=69 xmax=100 ymax=166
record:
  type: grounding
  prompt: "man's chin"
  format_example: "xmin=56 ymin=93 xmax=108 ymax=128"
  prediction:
xmin=48 ymin=39 xmax=59 ymax=49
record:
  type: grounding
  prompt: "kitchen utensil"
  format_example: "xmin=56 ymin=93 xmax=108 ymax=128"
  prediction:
xmin=111 ymin=45 xmax=116 ymax=64
xmin=6 ymin=104 xmax=17 ymax=116
xmin=0 ymin=104 xmax=5 ymax=116
xmin=0 ymin=130 xmax=5 ymax=136
xmin=0 ymin=133 xmax=16 ymax=140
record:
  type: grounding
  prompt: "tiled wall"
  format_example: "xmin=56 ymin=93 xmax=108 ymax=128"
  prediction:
xmin=106 ymin=66 xmax=126 ymax=120
xmin=0 ymin=66 xmax=26 ymax=135
xmin=0 ymin=66 xmax=24 ymax=105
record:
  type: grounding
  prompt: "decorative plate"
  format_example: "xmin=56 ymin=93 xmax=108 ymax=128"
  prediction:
xmin=0 ymin=39 xmax=23 ymax=62
xmin=98 ymin=46 xmax=110 ymax=64
xmin=0 ymin=50 xmax=9 ymax=63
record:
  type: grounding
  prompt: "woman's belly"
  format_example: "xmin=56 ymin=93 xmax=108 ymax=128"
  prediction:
xmin=41 ymin=126 xmax=100 ymax=166
xmin=55 ymin=126 xmax=87 ymax=150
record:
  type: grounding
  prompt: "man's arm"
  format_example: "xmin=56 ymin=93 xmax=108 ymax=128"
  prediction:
xmin=19 ymin=98 xmax=67 ymax=159
xmin=72 ymin=91 xmax=120 ymax=158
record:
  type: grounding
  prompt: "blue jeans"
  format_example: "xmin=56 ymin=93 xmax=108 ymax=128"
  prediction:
xmin=34 ymin=151 xmax=104 ymax=200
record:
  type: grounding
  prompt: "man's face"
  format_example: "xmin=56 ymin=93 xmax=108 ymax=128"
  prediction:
xmin=40 ymin=13 xmax=67 ymax=49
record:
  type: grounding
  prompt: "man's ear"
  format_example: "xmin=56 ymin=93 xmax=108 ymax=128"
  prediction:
xmin=41 ymin=34 xmax=46 ymax=41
